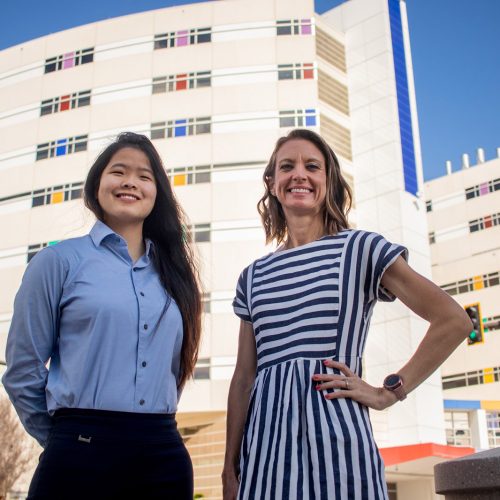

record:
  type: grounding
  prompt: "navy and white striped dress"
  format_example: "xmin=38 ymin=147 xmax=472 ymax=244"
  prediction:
xmin=233 ymin=230 xmax=407 ymax=500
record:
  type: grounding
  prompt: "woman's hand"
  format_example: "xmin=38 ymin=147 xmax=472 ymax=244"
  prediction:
xmin=312 ymin=360 xmax=398 ymax=411
xmin=222 ymin=468 xmax=240 ymax=500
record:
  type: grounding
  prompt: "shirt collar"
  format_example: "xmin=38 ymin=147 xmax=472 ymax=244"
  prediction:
xmin=90 ymin=221 xmax=154 ymax=257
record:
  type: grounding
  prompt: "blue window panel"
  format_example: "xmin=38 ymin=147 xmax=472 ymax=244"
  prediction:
xmin=56 ymin=139 xmax=67 ymax=156
xmin=388 ymin=0 xmax=418 ymax=196
xmin=305 ymin=109 xmax=316 ymax=126
xmin=174 ymin=119 xmax=187 ymax=137
xmin=443 ymin=399 xmax=481 ymax=410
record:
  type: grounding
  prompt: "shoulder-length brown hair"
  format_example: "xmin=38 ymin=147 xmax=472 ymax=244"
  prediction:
xmin=258 ymin=129 xmax=353 ymax=245
xmin=84 ymin=132 xmax=202 ymax=389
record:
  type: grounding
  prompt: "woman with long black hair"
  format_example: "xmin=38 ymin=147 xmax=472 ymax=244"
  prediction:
xmin=3 ymin=132 xmax=202 ymax=499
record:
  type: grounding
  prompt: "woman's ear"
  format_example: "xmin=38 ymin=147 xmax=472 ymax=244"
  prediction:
xmin=266 ymin=176 xmax=275 ymax=196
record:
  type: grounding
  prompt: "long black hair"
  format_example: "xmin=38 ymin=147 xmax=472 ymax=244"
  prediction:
xmin=258 ymin=129 xmax=352 ymax=245
xmin=84 ymin=132 xmax=202 ymax=389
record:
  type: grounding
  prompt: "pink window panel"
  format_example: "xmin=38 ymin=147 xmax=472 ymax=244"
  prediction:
xmin=63 ymin=52 xmax=75 ymax=69
xmin=303 ymin=64 xmax=314 ymax=79
xmin=479 ymin=182 xmax=489 ymax=195
xmin=176 ymin=30 xmax=189 ymax=47
xmin=301 ymin=19 xmax=312 ymax=35
xmin=60 ymin=95 xmax=71 ymax=111
xmin=176 ymin=74 xmax=187 ymax=91
xmin=484 ymin=215 xmax=493 ymax=228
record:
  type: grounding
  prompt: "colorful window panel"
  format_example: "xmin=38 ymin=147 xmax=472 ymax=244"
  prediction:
xmin=443 ymin=366 xmax=500 ymax=390
xmin=27 ymin=240 xmax=60 ymax=263
xmin=441 ymin=270 xmax=500 ymax=296
xmin=278 ymin=63 xmax=315 ymax=80
xmin=276 ymin=19 xmax=312 ymax=36
xmin=171 ymin=166 xmax=211 ymax=186
xmin=32 ymin=182 xmax=83 ymax=208
xmin=35 ymin=135 xmax=88 ymax=161
xmin=154 ymin=27 xmax=211 ymax=50
xmin=279 ymin=109 xmax=317 ymax=128
xmin=469 ymin=212 xmax=500 ymax=233
xmin=150 ymin=117 xmax=211 ymax=140
xmin=40 ymin=90 xmax=91 ymax=116
xmin=44 ymin=48 xmax=94 ymax=73
xmin=465 ymin=177 xmax=500 ymax=200
xmin=152 ymin=72 xmax=211 ymax=94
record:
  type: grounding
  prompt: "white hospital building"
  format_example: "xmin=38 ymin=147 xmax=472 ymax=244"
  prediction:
xmin=1 ymin=0 xmax=489 ymax=498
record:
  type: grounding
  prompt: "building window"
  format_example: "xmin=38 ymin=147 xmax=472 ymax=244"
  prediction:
xmin=469 ymin=212 xmax=500 ymax=234
xmin=152 ymin=71 xmax=211 ymax=94
xmin=194 ymin=358 xmax=210 ymax=380
xmin=44 ymin=48 xmax=94 ymax=73
xmin=40 ymin=90 xmax=91 ymax=116
xmin=36 ymin=135 xmax=88 ymax=161
xmin=171 ymin=165 xmax=210 ymax=186
xmin=443 ymin=366 xmax=500 ymax=390
xmin=150 ymin=117 xmax=211 ymax=140
xmin=27 ymin=241 xmax=60 ymax=263
xmin=465 ymin=177 xmax=500 ymax=200
xmin=31 ymin=182 xmax=83 ymax=208
xmin=445 ymin=411 xmax=471 ymax=447
xmin=191 ymin=223 xmax=211 ymax=243
xmin=487 ymin=411 xmax=500 ymax=448
xmin=154 ymin=27 xmax=211 ymax=50
xmin=202 ymin=293 xmax=211 ymax=313
xmin=441 ymin=270 xmax=500 ymax=296
xmin=279 ymin=109 xmax=316 ymax=128
xmin=386 ymin=482 xmax=397 ymax=500
xmin=428 ymin=232 xmax=435 ymax=244
xmin=276 ymin=19 xmax=312 ymax=36
xmin=278 ymin=63 xmax=314 ymax=80
xmin=426 ymin=200 xmax=432 ymax=212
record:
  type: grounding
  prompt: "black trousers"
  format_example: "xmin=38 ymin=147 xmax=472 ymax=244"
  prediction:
xmin=28 ymin=409 xmax=193 ymax=500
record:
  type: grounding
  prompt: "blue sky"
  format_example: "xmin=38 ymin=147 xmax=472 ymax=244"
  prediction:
xmin=1 ymin=0 xmax=498 ymax=181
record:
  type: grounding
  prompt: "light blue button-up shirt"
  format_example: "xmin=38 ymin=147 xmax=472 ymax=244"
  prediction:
xmin=2 ymin=221 xmax=183 ymax=447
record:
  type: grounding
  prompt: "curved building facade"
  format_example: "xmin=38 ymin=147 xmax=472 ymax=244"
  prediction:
xmin=0 ymin=0 xmax=464 ymax=498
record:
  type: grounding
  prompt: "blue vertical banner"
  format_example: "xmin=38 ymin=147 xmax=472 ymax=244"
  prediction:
xmin=388 ymin=0 xmax=418 ymax=196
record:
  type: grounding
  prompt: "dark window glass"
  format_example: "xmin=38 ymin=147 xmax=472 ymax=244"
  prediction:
xmin=40 ymin=100 xmax=54 ymax=116
xmin=195 ymin=231 xmax=210 ymax=243
xmin=32 ymin=191 xmax=45 ymax=207
xmin=74 ymin=136 xmax=88 ymax=153
xmin=443 ymin=378 xmax=467 ymax=390
xmin=151 ymin=123 xmax=165 ymax=140
xmin=197 ymin=29 xmax=211 ymax=43
xmin=278 ymin=67 xmax=294 ymax=80
xmin=36 ymin=145 xmax=49 ymax=161
xmin=152 ymin=78 xmax=166 ymax=94
xmin=80 ymin=49 xmax=94 ymax=64
xmin=493 ymin=178 xmax=500 ymax=191
xmin=196 ymin=122 xmax=211 ymax=134
xmin=425 ymin=201 xmax=432 ymax=212
xmin=44 ymin=58 xmax=57 ymax=73
xmin=154 ymin=36 xmax=168 ymax=50
xmin=487 ymin=274 xmax=500 ymax=287
xmin=78 ymin=92 xmax=91 ymax=107
xmin=194 ymin=366 xmax=210 ymax=379
xmin=469 ymin=221 xmax=480 ymax=233
xmin=195 ymin=172 xmax=211 ymax=184
xmin=277 ymin=21 xmax=292 ymax=35
xmin=465 ymin=188 xmax=476 ymax=200
xmin=71 ymin=188 xmax=83 ymax=200
xmin=197 ymin=73 xmax=211 ymax=87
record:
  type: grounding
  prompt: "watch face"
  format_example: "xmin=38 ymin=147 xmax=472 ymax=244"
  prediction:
xmin=385 ymin=374 xmax=401 ymax=387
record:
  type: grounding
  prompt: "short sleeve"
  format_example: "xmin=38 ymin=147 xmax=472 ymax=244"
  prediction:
xmin=363 ymin=232 xmax=408 ymax=303
xmin=232 ymin=265 xmax=252 ymax=322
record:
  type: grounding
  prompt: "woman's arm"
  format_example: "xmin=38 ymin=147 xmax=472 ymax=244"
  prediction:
xmin=315 ymin=256 xmax=472 ymax=410
xmin=222 ymin=320 xmax=257 ymax=500
xmin=2 ymin=248 xmax=65 ymax=446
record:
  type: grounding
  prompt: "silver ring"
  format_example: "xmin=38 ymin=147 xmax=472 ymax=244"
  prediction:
xmin=344 ymin=378 xmax=349 ymax=390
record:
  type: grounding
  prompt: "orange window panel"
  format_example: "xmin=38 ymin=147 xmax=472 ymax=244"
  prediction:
xmin=484 ymin=216 xmax=493 ymax=228
xmin=173 ymin=174 xmax=186 ymax=186
xmin=483 ymin=368 xmax=494 ymax=384
xmin=473 ymin=276 xmax=484 ymax=290
xmin=51 ymin=191 xmax=64 ymax=204
xmin=176 ymin=74 xmax=187 ymax=91
xmin=303 ymin=64 xmax=314 ymax=79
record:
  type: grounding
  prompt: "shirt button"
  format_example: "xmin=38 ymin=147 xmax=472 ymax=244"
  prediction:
xmin=144 ymin=324 xmax=148 ymax=330
xmin=140 ymin=292 xmax=145 ymax=297
xmin=133 ymin=268 xmax=138 ymax=272
xmin=142 ymin=361 xmax=147 ymax=367
xmin=139 ymin=399 xmax=145 ymax=406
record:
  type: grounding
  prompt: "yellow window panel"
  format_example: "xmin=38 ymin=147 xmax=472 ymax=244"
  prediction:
xmin=51 ymin=191 xmax=64 ymax=204
xmin=483 ymin=367 xmax=495 ymax=384
xmin=472 ymin=276 xmax=484 ymax=290
xmin=481 ymin=400 xmax=500 ymax=411
xmin=174 ymin=174 xmax=186 ymax=186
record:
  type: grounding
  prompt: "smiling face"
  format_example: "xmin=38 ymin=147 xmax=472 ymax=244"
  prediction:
xmin=97 ymin=147 xmax=157 ymax=232
xmin=270 ymin=138 xmax=327 ymax=219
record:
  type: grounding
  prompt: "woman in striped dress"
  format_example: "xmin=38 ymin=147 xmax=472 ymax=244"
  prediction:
xmin=222 ymin=129 xmax=471 ymax=500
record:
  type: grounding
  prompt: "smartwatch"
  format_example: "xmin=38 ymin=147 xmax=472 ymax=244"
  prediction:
xmin=383 ymin=373 xmax=406 ymax=401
